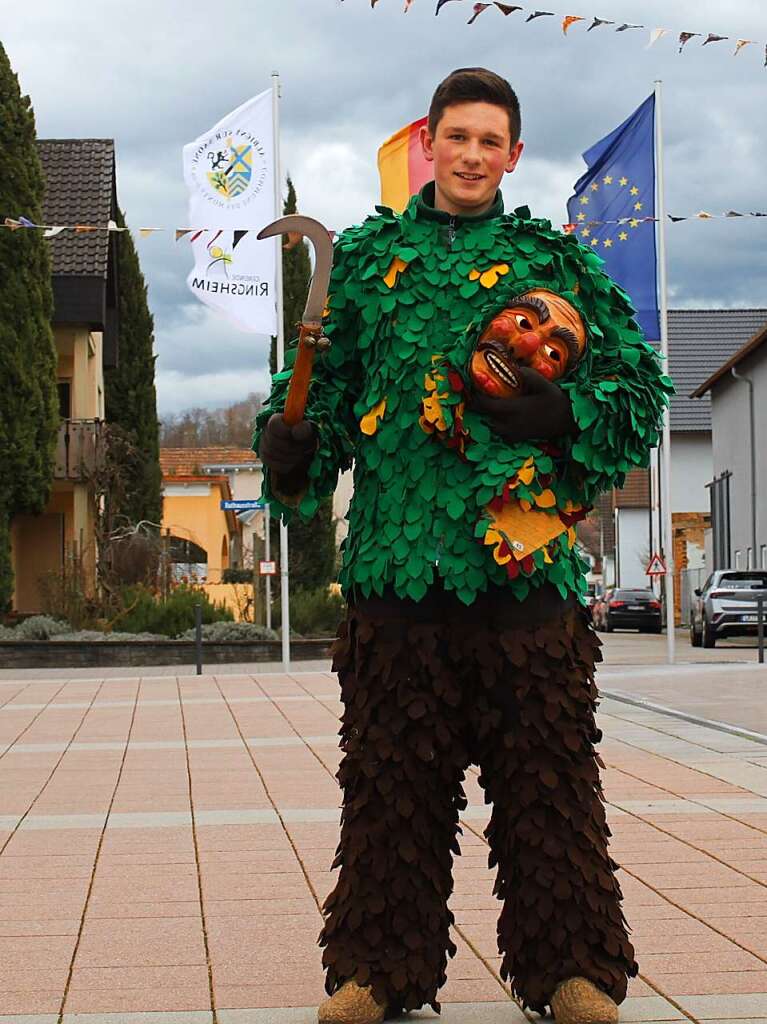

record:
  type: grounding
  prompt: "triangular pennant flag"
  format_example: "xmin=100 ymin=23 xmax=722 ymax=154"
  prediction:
xmin=696 ymin=210 xmax=713 ymax=219
xmin=18 ymin=215 xmax=36 ymax=228
xmin=734 ymin=39 xmax=754 ymax=56
xmin=190 ymin=229 xmax=206 ymax=242
xmin=139 ymin=228 xmax=157 ymax=238
xmin=106 ymin=219 xmax=125 ymax=232
xmin=175 ymin=229 xmax=193 ymax=242
xmin=679 ymin=31 xmax=701 ymax=52
xmin=703 ymin=33 xmax=728 ymax=46
xmin=725 ymin=210 xmax=744 ymax=217
xmin=764 ymin=42 xmax=767 ymax=67
xmin=435 ymin=0 xmax=458 ymax=12
xmin=752 ymin=211 xmax=767 ymax=217
xmin=403 ymin=0 xmax=415 ymax=11
xmin=495 ymin=3 xmax=522 ymax=14
xmin=562 ymin=15 xmax=584 ymax=34
xmin=647 ymin=28 xmax=669 ymax=48
xmin=616 ymin=23 xmax=644 ymax=32
xmin=588 ymin=17 xmax=614 ymax=31
xmin=74 ymin=224 xmax=98 ymax=233
xmin=4 ymin=217 xmax=22 ymax=230
xmin=668 ymin=215 xmax=687 ymax=222
xmin=526 ymin=10 xmax=554 ymax=22
xmin=467 ymin=3 xmax=491 ymax=24
xmin=233 ymin=229 xmax=249 ymax=249
xmin=43 ymin=226 xmax=66 ymax=238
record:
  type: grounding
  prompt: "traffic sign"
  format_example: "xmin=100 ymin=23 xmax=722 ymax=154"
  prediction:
xmin=259 ymin=560 xmax=277 ymax=576
xmin=220 ymin=499 xmax=267 ymax=511
xmin=645 ymin=553 xmax=667 ymax=576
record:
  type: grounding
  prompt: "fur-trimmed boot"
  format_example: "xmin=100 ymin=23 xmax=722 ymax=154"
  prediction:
xmin=317 ymin=981 xmax=386 ymax=1024
xmin=551 ymin=977 xmax=620 ymax=1024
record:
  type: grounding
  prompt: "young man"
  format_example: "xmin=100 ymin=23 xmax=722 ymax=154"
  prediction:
xmin=256 ymin=69 xmax=671 ymax=1024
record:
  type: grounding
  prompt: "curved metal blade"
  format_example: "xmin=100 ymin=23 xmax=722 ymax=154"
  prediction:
xmin=257 ymin=214 xmax=334 ymax=327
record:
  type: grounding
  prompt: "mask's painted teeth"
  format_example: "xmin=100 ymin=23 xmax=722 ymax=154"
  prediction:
xmin=485 ymin=351 xmax=519 ymax=388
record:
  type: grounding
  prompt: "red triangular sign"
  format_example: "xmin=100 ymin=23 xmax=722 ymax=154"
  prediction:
xmin=646 ymin=553 xmax=667 ymax=576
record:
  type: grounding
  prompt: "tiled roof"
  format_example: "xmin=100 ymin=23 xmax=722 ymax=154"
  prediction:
xmin=691 ymin=320 xmax=767 ymax=397
xmin=614 ymin=468 xmax=650 ymax=508
xmin=666 ymin=309 xmax=767 ymax=432
xmin=37 ymin=139 xmax=116 ymax=278
xmin=160 ymin=448 xmax=261 ymax=476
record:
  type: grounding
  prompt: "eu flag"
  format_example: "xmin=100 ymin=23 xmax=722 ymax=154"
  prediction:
xmin=566 ymin=94 xmax=659 ymax=341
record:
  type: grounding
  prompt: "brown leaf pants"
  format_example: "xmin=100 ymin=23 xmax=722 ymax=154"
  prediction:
xmin=319 ymin=583 xmax=637 ymax=1015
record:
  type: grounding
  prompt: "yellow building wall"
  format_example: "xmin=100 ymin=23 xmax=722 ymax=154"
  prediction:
xmin=162 ymin=481 xmax=234 ymax=584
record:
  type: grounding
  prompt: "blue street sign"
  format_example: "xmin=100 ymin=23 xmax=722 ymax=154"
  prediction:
xmin=220 ymin=499 xmax=267 ymax=511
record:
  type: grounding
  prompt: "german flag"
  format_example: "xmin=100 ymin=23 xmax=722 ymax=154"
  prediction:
xmin=377 ymin=116 xmax=434 ymax=213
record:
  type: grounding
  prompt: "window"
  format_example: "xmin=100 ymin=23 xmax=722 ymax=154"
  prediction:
xmin=57 ymin=380 xmax=71 ymax=420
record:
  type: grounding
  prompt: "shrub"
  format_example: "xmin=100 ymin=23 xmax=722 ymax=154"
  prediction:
xmin=13 ymin=615 xmax=71 ymax=640
xmin=114 ymin=584 xmax=233 ymax=638
xmin=272 ymin=586 xmax=345 ymax=638
xmin=178 ymin=620 xmax=278 ymax=642
xmin=222 ymin=568 xmax=253 ymax=584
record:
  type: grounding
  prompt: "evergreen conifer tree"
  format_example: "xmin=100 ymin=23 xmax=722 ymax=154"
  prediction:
xmin=268 ymin=176 xmax=337 ymax=591
xmin=0 ymin=43 xmax=58 ymax=611
xmin=103 ymin=211 xmax=162 ymax=527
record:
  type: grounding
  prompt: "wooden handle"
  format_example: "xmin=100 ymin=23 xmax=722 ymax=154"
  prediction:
xmin=283 ymin=324 xmax=320 ymax=427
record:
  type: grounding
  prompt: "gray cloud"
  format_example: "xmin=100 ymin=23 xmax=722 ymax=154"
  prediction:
xmin=2 ymin=0 xmax=765 ymax=413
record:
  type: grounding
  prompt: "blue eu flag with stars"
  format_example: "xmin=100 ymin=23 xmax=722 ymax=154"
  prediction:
xmin=566 ymin=94 xmax=659 ymax=342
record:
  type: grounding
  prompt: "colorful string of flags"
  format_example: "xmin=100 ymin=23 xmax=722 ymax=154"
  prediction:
xmin=366 ymin=0 xmax=767 ymax=68
xmin=3 ymin=211 xmax=766 ymax=241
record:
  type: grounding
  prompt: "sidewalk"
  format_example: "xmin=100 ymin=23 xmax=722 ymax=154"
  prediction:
xmin=1 ymin=667 xmax=767 ymax=1024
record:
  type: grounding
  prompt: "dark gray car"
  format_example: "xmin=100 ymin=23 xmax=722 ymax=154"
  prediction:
xmin=690 ymin=570 xmax=767 ymax=648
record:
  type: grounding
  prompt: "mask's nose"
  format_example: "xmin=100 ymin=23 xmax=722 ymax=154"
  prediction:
xmin=512 ymin=331 xmax=542 ymax=361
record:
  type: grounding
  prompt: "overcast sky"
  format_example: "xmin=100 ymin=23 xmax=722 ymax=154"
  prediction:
xmin=2 ymin=0 xmax=765 ymax=414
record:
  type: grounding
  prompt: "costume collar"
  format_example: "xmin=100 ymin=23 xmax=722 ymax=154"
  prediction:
xmin=407 ymin=181 xmax=504 ymax=224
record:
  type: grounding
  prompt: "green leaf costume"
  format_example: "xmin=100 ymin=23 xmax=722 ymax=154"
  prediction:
xmin=254 ymin=184 xmax=671 ymax=606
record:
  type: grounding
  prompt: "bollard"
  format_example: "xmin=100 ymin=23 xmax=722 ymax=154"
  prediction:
xmin=758 ymin=596 xmax=765 ymax=666
xmin=195 ymin=603 xmax=203 ymax=676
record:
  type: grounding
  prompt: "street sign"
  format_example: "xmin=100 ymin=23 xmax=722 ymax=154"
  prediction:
xmin=259 ymin=560 xmax=277 ymax=576
xmin=645 ymin=553 xmax=667 ymax=576
xmin=220 ymin=499 xmax=267 ymax=511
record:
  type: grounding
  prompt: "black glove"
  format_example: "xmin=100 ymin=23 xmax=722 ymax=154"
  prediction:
xmin=259 ymin=414 xmax=317 ymax=495
xmin=467 ymin=367 xmax=577 ymax=443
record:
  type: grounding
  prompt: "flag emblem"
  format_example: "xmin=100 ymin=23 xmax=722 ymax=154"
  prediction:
xmin=207 ymin=137 xmax=253 ymax=201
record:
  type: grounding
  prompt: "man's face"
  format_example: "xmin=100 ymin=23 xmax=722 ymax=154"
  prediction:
xmin=420 ymin=101 xmax=524 ymax=216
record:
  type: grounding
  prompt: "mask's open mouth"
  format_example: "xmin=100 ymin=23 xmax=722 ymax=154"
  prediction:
xmin=477 ymin=342 xmax=521 ymax=390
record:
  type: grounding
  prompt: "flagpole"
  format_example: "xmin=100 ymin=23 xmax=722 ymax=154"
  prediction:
xmin=655 ymin=80 xmax=675 ymax=665
xmin=272 ymin=70 xmax=291 ymax=673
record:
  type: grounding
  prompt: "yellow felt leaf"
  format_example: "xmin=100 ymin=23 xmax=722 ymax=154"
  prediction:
xmin=485 ymin=500 xmax=567 ymax=561
xmin=360 ymin=398 xmax=387 ymax=436
xmin=469 ymin=269 xmax=481 ymax=281
xmin=480 ymin=268 xmax=499 ymax=288
xmin=520 ymin=498 xmax=532 ymax=512
xmin=424 ymin=373 xmax=437 ymax=392
xmin=518 ymin=463 xmax=536 ymax=486
xmin=383 ymin=256 xmax=408 ymax=289
xmin=543 ymin=547 xmax=554 ymax=564
xmin=534 ymin=489 xmax=557 ymax=509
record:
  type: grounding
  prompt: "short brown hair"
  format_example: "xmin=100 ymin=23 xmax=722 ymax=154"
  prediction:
xmin=428 ymin=68 xmax=521 ymax=145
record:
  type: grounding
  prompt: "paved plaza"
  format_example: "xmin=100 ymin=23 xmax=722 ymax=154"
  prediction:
xmin=2 ymin=648 xmax=767 ymax=1024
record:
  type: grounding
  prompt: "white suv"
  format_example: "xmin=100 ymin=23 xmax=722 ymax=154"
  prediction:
xmin=690 ymin=570 xmax=767 ymax=648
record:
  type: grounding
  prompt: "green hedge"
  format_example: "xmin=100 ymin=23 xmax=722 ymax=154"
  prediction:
xmin=115 ymin=584 xmax=233 ymax=638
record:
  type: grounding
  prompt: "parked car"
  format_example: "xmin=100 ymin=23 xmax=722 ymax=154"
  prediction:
xmin=690 ymin=570 xmax=767 ymax=648
xmin=597 ymin=588 xmax=662 ymax=633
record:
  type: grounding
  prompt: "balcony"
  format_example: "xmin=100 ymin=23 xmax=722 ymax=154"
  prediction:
xmin=54 ymin=418 xmax=104 ymax=481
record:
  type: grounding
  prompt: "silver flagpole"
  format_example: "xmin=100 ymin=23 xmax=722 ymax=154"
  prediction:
xmin=655 ymin=80 xmax=675 ymax=664
xmin=272 ymin=71 xmax=291 ymax=672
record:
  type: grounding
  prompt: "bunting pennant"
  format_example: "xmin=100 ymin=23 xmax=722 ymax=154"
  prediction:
xmin=679 ymin=31 xmax=701 ymax=52
xmin=647 ymin=28 xmax=669 ymax=48
xmin=467 ymin=2 xmax=491 ymax=22
xmin=386 ymin=2 xmax=767 ymax=70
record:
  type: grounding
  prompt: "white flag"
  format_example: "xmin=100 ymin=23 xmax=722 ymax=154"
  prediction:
xmin=183 ymin=90 xmax=277 ymax=334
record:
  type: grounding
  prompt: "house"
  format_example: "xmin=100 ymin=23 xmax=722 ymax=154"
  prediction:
xmin=692 ymin=316 xmax=767 ymax=574
xmin=10 ymin=139 xmax=120 ymax=613
xmin=600 ymin=309 xmax=767 ymax=621
xmin=159 ymin=448 xmax=247 ymax=583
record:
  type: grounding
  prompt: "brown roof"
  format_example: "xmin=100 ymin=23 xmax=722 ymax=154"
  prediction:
xmin=614 ymin=469 xmax=650 ymax=509
xmin=37 ymin=139 xmax=116 ymax=279
xmin=691 ymin=319 xmax=767 ymax=397
xmin=160 ymin=447 xmax=260 ymax=476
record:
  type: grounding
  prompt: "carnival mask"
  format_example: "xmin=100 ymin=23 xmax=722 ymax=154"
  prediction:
xmin=469 ymin=289 xmax=587 ymax=399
